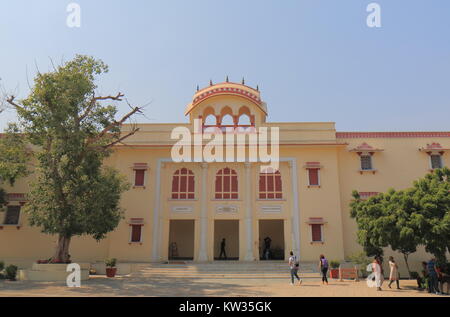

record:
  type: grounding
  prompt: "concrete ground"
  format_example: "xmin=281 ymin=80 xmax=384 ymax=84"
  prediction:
xmin=0 ymin=265 xmax=448 ymax=297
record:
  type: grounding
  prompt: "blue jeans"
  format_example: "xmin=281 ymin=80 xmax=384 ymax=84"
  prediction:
xmin=291 ymin=268 xmax=300 ymax=283
xmin=428 ymin=273 xmax=439 ymax=293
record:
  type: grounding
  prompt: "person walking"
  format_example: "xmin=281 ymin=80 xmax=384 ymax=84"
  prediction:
xmin=388 ymin=256 xmax=401 ymax=289
xmin=263 ymin=237 xmax=272 ymax=260
xmin=319 ymin=254 xmax=329 ymax=285
xmin=219 ymin=238 xmax=227 ymax=260
xmin=288 ymin=251 xmax=302 ymax=285
xmin=427 ymin=257 xmax=440 ymax=295
xmin=372 ymin=256 xmax=383 ymax=291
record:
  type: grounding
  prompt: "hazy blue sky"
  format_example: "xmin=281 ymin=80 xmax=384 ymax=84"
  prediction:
xmin=1 ymin=0 xmax=449 ymax=131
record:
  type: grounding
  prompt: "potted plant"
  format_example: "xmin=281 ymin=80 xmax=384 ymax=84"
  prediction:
xmin=105 ymin=258 xmax=117 ymax=277
xmin=329 ymin=260 xmax=340 ymax=279
xmin=5 ymin=265 xmax=18 ymax=281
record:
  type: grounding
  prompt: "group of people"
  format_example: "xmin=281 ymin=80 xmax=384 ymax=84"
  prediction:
xmin=288 ymin=252 xmax=449 ymax=295
xmin=288 ymin=252 xmax=329 ymax=286
xmin=417 ymin=258 xmax=449 ymax=295
xmin=370 ymin=256 xmax=401 ymax=291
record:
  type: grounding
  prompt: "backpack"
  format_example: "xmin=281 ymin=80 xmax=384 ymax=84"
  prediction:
xmin=366 ymin=263 xmax=373 ymax=272
xmin=293 ymin=256 xmax=299 ymax=268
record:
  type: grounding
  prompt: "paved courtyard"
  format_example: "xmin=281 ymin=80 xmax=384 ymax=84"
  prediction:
xmin=0 ymin=262 xmax=447 ymax=297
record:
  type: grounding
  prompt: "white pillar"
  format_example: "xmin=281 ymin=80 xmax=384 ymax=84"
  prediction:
xmin=198 ymin=163 xmax=208 ymax=261
xmin=244 ymin=162 xmax=254 ymax=261
xmin=151 ymin=159 xmax=163 ymax=261
xmin=288 ymin=160 xmax=300 ymax=258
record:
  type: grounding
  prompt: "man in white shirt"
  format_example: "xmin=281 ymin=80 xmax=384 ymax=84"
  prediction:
xmin=288 ymin=251 xmax=302 ymax=285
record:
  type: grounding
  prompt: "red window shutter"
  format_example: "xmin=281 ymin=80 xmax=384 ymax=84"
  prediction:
xmin=215 ymin=175 xmax=222 ymax=191
xmin=267 ymin=174 xmax=274 ymax=192
xmin=188 ymin=175 xmax=195 ymax=193
xmin=311 ymin=224 xmax=322 ymax=242
xmin=259 ymin=174 xmax=266 ymax=193
xmin=275 ymin=174 xmax=282 ymax=192
xmin=308 ymin=169 xmax=319 ymax=186
xmin=224 ymin=175 xmax=230 ymax=192
xmin=131 ymin=225 xmax=142 ymax=242
xmin=135 ymin=170 xmax=145 ymax=186
xmin=231 ymin=175 xmax=238 ymax=192
xmin=180 ymin=174 xmax=187 ymax=192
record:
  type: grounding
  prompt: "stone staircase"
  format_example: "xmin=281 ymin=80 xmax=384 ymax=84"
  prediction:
xmin=130 ymin=261 xmax=322 ymax=280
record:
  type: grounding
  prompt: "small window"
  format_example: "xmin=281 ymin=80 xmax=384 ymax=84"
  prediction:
xmin=171 ymin=168 xmax=195 ymax=199
xmin=131 ymin=225 xmax=142 ymax=242
xmin=308 ymin=169 xmax=320 ymax=186
xmin=4 ymin=206 xmax=21 ymax=225
xmin=360 ymin=155 xmax=373 ymax=170
xmin=311 ymin=224 xmax=323 ymax=242
xmin=259 ymin=169 xmax=282 ymax=199
xmin=215 ymin=168 xmax=238 ymax=199
xmin=430 ymin=154 xmax=443 ymax=169
xmin=134 ymin=169 xmax=145 ymax=187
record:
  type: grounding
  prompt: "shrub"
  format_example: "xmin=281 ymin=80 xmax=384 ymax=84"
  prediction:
xmin=105 ymin=258 xmax=117 ymax=268
xmin=330 ymin=260 xmax=340 ymax=268
xmin=5 ymin=265 xmax=18 ymax=281
xmin=0 ymin=261 xmax=4 ymax=271
xmin=410 ymin=271 xmax=419 ymax=279
xmin=345 ymin=251 xmax=372 ymax=277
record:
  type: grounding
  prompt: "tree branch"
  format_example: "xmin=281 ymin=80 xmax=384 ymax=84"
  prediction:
xmin=102 ymin=127 xmax=140 ymax=149
xmin=86 ymin=105 xmax=142 ymax=146
xmin=5 ymin=95 xmax=26 ymax=113
xmin=79 ymin=92 xmax=124 ymax=122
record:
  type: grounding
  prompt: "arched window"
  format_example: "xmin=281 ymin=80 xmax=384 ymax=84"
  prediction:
xmin=171 ymin=168 xmax=195 ymax=199
xmin=204 ymin=114 xmax=217 ymax=126
xmin=259 ymin=169 xmax=282 ymax=199
xmin=215 ymin=168 xmax=238 ymax=199
xmin=238 ymin=114 xmax=251 ymax=126
xmin=221 ymin=114 xmax=234 ymax=126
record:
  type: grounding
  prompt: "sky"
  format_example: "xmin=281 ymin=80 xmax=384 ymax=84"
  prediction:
xmin=0 ymin=0 xmax=449 ymax=131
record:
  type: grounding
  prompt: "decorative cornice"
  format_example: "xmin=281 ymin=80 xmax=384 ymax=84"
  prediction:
xmin=337 ymin=132 xmax=450 ymax=139
xmin=349 ymin=142 xmax=383 ymax=153
xmin=419 ymin=142 xmax=450 ymax=152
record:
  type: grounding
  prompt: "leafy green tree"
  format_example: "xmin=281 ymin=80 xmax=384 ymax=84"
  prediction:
xmin=5 ymin=55 xmax=142 ymax=262
xmin=407 ymin=167 xmax=450 ymax=263
xmin=350 ymin=168 xmax=450 ymax=274
xmin=0 ymin=123 xmax=30 ymax=207
xmin=350 ymin=189 xmax=420 ymax=277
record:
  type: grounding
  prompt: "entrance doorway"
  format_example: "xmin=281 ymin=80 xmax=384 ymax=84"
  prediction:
xmin=214 ymin=220 xmax=239 ymax=260
xmin=169 ymin=220 xmax=195 ymax=260
xmin=259 ymin=220 xmax=285 ymax=260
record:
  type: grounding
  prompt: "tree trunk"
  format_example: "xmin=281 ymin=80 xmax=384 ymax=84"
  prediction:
xmin=403 ymin=253 xmax=412 ymax=279
xmin=52 ymin=235 xmax=72 ymax=263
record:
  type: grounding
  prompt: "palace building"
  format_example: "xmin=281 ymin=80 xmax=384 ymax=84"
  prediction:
xmin=1 ymin=81 xmax=449 ymax=274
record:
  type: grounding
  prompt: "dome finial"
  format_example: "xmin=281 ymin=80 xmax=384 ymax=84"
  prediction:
xmin=241 ymin=77 xmax=245 ymax=85
xmin=226 ymin=75 xmax=229 ymax=82
xmin=196 ymin=84 xmax=199 ymax=91
xmin=256 ymin=85 xmax=259 ymax=91
xmin=209 ymin=79 xmax=213 ymax=86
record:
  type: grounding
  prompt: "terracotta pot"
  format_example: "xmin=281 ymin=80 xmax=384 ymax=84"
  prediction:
xmin=106 ymin=267 xmax=117 ymax=278
xmin=330 ymin=268 xmax=340 ymax=279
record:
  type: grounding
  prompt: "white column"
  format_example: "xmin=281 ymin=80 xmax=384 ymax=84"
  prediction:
xmin=244 ymin=162 xmax=254 ymax=261
xmin=198 ymin=163 xmax=208 ymax=261
xmin=151 ymin=159 xmax=163 ymax=261
xmin=288 ymin=160 xmax=301 ymax=258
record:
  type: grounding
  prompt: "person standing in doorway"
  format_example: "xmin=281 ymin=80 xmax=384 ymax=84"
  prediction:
xmin=319 ymin=254 xmax=329 ymax=285
xmin=288 ymin=251 xmax=302 ymax=285
xmin=388 ymin=256 xmax=401 ymax=289
xmin=219 ymin=238 xmax=227 ymax=260
xmin=263 ymin=237 xmax=272 ymax=260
